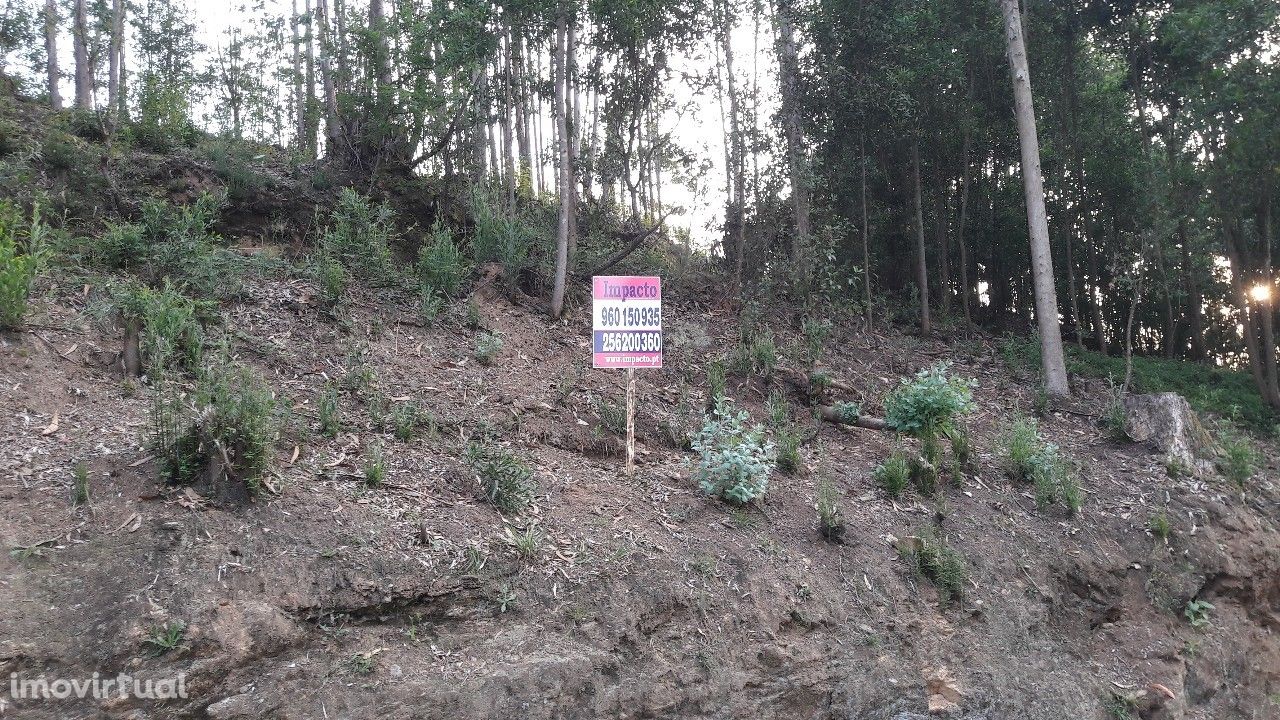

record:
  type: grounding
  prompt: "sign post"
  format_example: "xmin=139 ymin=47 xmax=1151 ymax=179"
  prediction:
xmin=592 ymin=275 xmax=663 ymax=476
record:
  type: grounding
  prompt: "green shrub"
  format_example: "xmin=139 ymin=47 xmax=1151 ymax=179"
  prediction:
xmin=1218 ymin=430 xmax=1256 ymax=486
xmin=318 ymin=383 xmax=341 ymax=438
xmin=419 ymin=283 xmax=445 ymax=325
xmin=801 ymin=316 xmax=832 ymax=365
xmin=321 ymin=188 xmax=397 ymax=283
xmin=40 ymin=130 xmax=81 ymax=170
xmin=729 ymin=327 xmax=778 ymax=378
xmin=816 ymin=479 xmax=844 ymax=542
xmin=765 ymin=388 xmax=789 ymax=427
xmin=113 ymin=281 xmax=209 ymax=376
xmin=466 ymin=442 xmax=537 ymax=513
xmin=96 ymin=222 xmax=147 ymax=270
xmin=691 ymin=400 xmax=775 ymax=504
xmin=417 ymin=221 xmax=469 ymax=298
xmin=364 ymin=441 xmax=386 ymax=487
xmin=469 ymin=189 xmax=537 ymax=295
xmin=475 ymin=331 xmax=503 ymax=366
xmin=194 ymin=362 xmax=279 ymax=494
xmin=134 ymin=194 xmax=241 ymax=301
xmin=884 ymin=363 xmax=975 ymax=441
xmin=1184 ymin=599 xmax=1214 ymax=629
xmin=873 ymin=451 xmax=911 ymax=499
xmin=707 ymin=359 xmax=727 ymax=407
xmin=1001 ymin=416 xmax=1079 ymax=514
xmin=776 ymin=427 xmax=802 ymax=474
xmin=204 ymin=140 xmax=269 ymax=202
xmin=317 ymin=252 xmax=348 ymax=308
xmin=393 ymin=402 xmax=419 ymax=442
xmin=909 ymin=454 xmax=938 ymax=496
xmin=1102 ymin=379 xmax=1128 ymax=440
xmin=0 ymin=200 xmax=47 ymax=330
xmin=831 ymin=401 xmax=861 ymax=425
xmin=71 ymin=461 xmax=90 ymax=506
xmin=1149 ymin=511 xmax=1172 ymax=542
xmin=900 ymin=530 xmax=968 ymax=602
xmin=595 ymin=397 xmax=627 ymax=435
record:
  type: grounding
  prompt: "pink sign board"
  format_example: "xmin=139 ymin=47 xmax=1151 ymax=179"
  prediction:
xmin=592 ymin=275 xmax=663 ymax=368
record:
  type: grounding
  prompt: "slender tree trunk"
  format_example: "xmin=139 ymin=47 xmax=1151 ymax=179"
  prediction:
xmin=291 ymin=0 xmax=306 ymax=149
xmin=72 ymin=0 xmax=90 ymax=109
xmin=1000 ymin=0 xmax=1070 ymax=397
xmin=108 ymin=0 xmax=124 ymax=117
xmin=774 ymin=0 xmax=810 ymax=259
xmin=512 ymin=30 xmax=529 ymax=190
xmin=861 ymin=130 xmax=871 ymax=328
xmin=316 ymin=0 xmax=341 ymax=156
xmin=550 ymin=13 xmax=572 ymax=319
xmin=1088 ymin=222 xmax=1109 ymax=355
xmin=44 ymin=0 xmax=60 ymax=110
xmin=501 ymin=34 xmax=516 ymax=209
xmin=566 ymin=16 xmax=579 ymax=258
xmin=1223 ymin=221 xmax=1277 ymax=407
xmin=369 ymin=0 xmax=389 ymax=90
xmin=957 ymin=123 xmax=973 ymax=328
xmin=933 ymin=166 xmax=951 ymax=316
xmin=911 ymin=141 xmax=931 ymax=334
xmin=1260 ymin=195 xmax=1280 ymax=404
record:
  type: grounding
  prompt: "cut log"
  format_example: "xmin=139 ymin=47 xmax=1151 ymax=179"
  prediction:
xmin=818 ymin=405 xmax=889 ymax=431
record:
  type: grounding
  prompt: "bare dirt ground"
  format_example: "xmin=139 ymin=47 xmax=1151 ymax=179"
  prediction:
xmin=1 ymin=270 xmax=1278 ymax=720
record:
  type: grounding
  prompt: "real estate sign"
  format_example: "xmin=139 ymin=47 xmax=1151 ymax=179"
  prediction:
xmin=592 ymin=275 xmax=663 ymax=369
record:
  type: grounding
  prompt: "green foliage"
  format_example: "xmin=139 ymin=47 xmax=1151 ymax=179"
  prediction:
xmin=1184 ymin=599 xmax=1214 ymax=629
xmin=321 ymin=188 xmax=397 ymax=284
xmin=729 ymin=326 xmax=778 ymax=378
xmin=203 ymin=140 xmax=270 ymax=202
xmin=1102 ymin=380 xmax=1129 ymax=440
xmin=393 ymin=402 xmax=419 ymax=442
xmin=142 ymin=621 xmax=186 ymax=656
xmin=0 ymin=200 xmax=47 ymax=330
xmin=801 ymin=316 xmax=832 ymax=365
xmin=364 ymin=442 xmax=386 ymax=487
xmin=464 ymin=296 xmax=483 ymax=329
xmin=418 ymin=283 xmax=446 ymax=325
xmin=475 ymin=331 xmax=503 ymax=366
xmin=873 ymin=451 xmax=911 ymax=499
xmin=775 ymin=426 xmax=802 ymax=474
xmin=114 ymin=281 xmax=208 ymax=374
xmin=831 ymin=401 xmax=861 ymax=425
xmin=765 ymin=388 xmax=789 ymax=427
xmin=909 ymin=454 xmax=939 ymax=496
xmin=691 ymin=400 xmax=775 ymax=504
xmin=1000 ymin=416 xmax=1079 ymax=514
xmin=40 ymin=130 xmax=82 ymax=170
xmin=884 ymin=363 xmax=975 ymax=441
xmin=468 ymin=189 xmax=538 ymax=295
xmin=595 ymin=397 xmax=627 ymax=435
xmin=1001 ymin=337 xmax=1277 ymax=433
xmin=707 ymin=359 xmax=727 ymax=406
xmin=942 ymin=424 xmax=973 ymax=478
xmin=71 ymin=461 xmax=90 ymax=506
xmin=900 ymin=530 xmax=968 ymax=602
xmin=318 ymin=384 xmax=341 ymax=439
xmin=1149 ymin=511 xmax=1172 ymax=542
xmin=1217 ymin=429 xmax=1256 ymax=486
xmin=417 ymin=221 xmax=469 ymax=298
xmin=317 ymin=252 xmax=349 ymax=308
xmin=195 ymin=361 xmax=279 ymax=494
xmin=816 ymin=479 xmax=845 ymax=542
xmin=466 ymin=442 xmax=537 ymax=513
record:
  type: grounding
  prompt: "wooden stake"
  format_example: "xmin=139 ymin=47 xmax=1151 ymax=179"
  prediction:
xmin=625 ymin=367 xmax=636 ymax=476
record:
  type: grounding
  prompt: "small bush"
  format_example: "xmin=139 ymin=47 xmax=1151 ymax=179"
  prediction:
xmin=0 ymin=200 xmax=48 ymax=330
xmin=884 ymin=363 xmax=975 ymax=441
xmin=1102 ymin=379 xmax=1128 ymax=440
xmin=691 ymin=400 xmax=775 ymax=504
xmin=873 ymin=451 xmax=911 ymax=499
xmin=816 ymin=479 xmax=844 ymax=542
xmin=1001 ymin=416 xmax=1079 ymax=514
xmin=776 ymin=427 xmax=802 ymax=474
xmin=195 ymin=362 xmax=280 ymax=495
xmin=1149 ymin=511 xmax=1172 ymax=542
xmin=113 ymin=281 xmax=208 ymax=375
xmin=318 ymin=384 xmax=341 ymax=438
xmin=765 ymin=389 xmax=789 ymax=427
xmin=40 ymin=130 xmax=81 ymax=170
xmin=96 ymin=222 xmax=146 ymax=270
xmin=475 ymin=331 xmax=503 ymax=366
xmin=417 ymin=222 xmax=469 ymax=298
xmin=595 ymin=397 xmax=627 ymax=435
xmin=317 ymin=252 xmax=348 ymax=308
xmin=909 ymin=454 xmax=938 ymax=496
xmin=419 ymin=283 xmax=445 ymax=325
xmin=831 ymin=401 xmax=861 ymax=425
xmin=707 ymin=359 xmax=727 ymax=407
xmin=1218 ymin=430 xmax=1256 ymax=486
xmin=901 ymin=530 xmax=968 ymax=602
xmin=801 ymin=316 xmax=832 ymax=365
xmin=1184 ymin=599 xmax=1214 ymax=629
xmin=321 ymin=188 xmax=397 ymax=283
xmin=393 ymin=402 xmax=419 ymax=442
xmin=364 ymin=442 xmax=386 ymax=487
xmin=466 ymin=442 xmax=537 ymax=513
xmin=729 ymin=327 xmax=778 ymax=378
xmin=71 ymin=461 xmax=90 ymax=506
xmin=469 ymin=190 xmax=536 ymax=295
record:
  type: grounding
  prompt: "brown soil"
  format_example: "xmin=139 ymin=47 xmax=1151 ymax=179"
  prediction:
xmin=1 ymin=271 xmax=1278 ymax=720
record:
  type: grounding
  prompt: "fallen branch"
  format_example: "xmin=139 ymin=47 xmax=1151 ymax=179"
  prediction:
xmin=777 ymin=366 xmax=857 ymax=394
xmin=581 ymin=211 xmax=673 ymax=278
xmin=818 ymin=405 xmax=890 ymax=431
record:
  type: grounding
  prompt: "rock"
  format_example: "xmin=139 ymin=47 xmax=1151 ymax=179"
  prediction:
xmin=1123 ymin=393 xmax=1216 ymax=470
xmin=924 ymin=666 xmax=963 ymax=715
xmin=206 ymin=693 xmax=270 ymax=719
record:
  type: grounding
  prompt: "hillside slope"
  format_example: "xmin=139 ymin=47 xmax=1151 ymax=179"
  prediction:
xmin=2 ymin=266 xmax=1278 ymax=719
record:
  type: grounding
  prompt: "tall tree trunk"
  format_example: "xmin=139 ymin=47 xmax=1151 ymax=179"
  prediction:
xmin=774 ymin=0 xmax=810 ymax=259
xmin=1088 ymin=221 xmax=1110 ymax=355
xmin=368 ymin=0 xmax=390 ymax=90
xmin=316 ymin=0 xmax=341 ymax=156
xmin=933 ymin=166 xmax=951 ymax=317
xmin=72 ymin=0 xmax=90 ymax=109
xmin=512 ymin=30 xmax=529 ymax=190
xmin=999 ymin=0 xmax=1070 ymax=397
xmin=956 ymin=123 xmax=973 ymax=328
xmin=716 ymin=0 xmax=745 ymax=292
xmin=291 ymin=0 xmax=306 ymax=149
xmin=501 ymin=34 xmax=516 ymax=209
xmin=860 ymin=130 xmax=872 ymax=328
xmin=1223 ymin=221 xmax=1278 ymax=408
xmin=911 ymin=141 xmax=931 ymax=335
xmin=108 ymin=0 xmax=124 ymax=117
xmin=566 ymin=16 xmax=579 ymax=258
xmin=304 ymin=0 xmax=317 ymax=158
xmin=44 ymin=0 xmax=60 ymax=110
xmin=1259 ymin=194 xmax=1280 ymax=404
xmin=550 ymin=13 xmax=572 ymax=320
